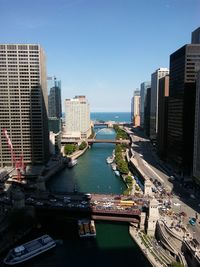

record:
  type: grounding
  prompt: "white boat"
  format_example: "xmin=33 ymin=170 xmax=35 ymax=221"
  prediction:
xmin=106 ymin=156 xmax=114 ymax=164
xmin=4 ymin=234 xmax=56 ymax=265
xmin=114 ymin=170 xmax=120 ymax=177
xmin=67 ymin=159 xmax=77 ymax=168
xmin=111 ymin=163 xmax=117 ymax=171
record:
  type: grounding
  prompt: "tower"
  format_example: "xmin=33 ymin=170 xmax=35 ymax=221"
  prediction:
xmin=0 ymin=44 xmax=49 ymax=166
xmin=64 ymin=96 xmax=91 ymax=139
xmin=167 ymin=44 xmax=200 ymax=175
xmin=150 ymin=68 xmax=169 ymax=140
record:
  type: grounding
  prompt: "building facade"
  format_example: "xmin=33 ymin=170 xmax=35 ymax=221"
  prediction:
xmin=64 ymin=96 xmax=91 ymax=139
xmin=150 ymin=68 xmax=169 ymax=140
xmin=144 ymin=87 xmax=151 ymax=137
xmin=193 ymin=70 xmax=200 ymax=183
xmin=192 ymin=27 xmax=200 ymax=44
xmin=132 ymin=90 xmax=140 ymax=127
xmin=157 ymin=75 xmax=169 ymax=158
xmin=48 ymin=76 xmax=62 ymax=119
xmin=167 ymin=44 xmax=200 ymax=175
xmin=0 ymin=44 xmax=49 ymax=166
xmin=140 ymin=81 xmax=151 ymax=128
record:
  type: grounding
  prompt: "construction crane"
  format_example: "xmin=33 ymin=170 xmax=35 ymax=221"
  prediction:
xmin=2 ymin=128 xmax=25 ymax=181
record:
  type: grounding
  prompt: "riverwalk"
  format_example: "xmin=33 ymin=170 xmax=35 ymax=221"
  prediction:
xmin=129 ymin=227 xmax=162 ymax=267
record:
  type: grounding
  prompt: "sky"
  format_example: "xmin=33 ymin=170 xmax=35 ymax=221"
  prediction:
xmin=0 ymin=0 xmax=200 ymax=112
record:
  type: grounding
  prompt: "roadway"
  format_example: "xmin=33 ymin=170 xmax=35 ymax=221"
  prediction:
xmin=129 ymin=127 xmax=200 ymax=242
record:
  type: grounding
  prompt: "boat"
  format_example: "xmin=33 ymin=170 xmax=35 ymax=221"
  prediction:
xmin=4 ymin=234 xmax=56 ymax=265
xmin=67 ymin=159 xmax=77 ymax=168
xmin=106 ymin=156 xmax=114 ymax=164
xmin=111 ymin=163 xmax=117 ymax=171
xmin=114 ymin=170 xmax=120 ymax=177
xmin=78 ymin=219 xmax=96 ymax=238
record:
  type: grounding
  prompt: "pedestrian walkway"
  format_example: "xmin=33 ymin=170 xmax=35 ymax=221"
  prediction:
xmin=129 ymin=226 xmax=168 ymax=267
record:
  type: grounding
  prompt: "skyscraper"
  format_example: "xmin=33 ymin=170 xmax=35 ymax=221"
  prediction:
xmin=167 ymin=44 xmax=200 ymax=175
xmin=140 ymin=81 xmax=151 ymax=128
xmin=131 ymin=90 xmax=140 ymax=127
xmin=0 ymin=44 xmax=49 ymax=166
xmin=150 ymin=68 xmax=169 ymax=140
xmin=48 ymin=76 xmax=62 ymax=118
xmin=144 ymin=87 xmax=151 ymax=137
xmin=64 ymin=96 xmax=91 ymax=139
xmin=157 ymin=75 xmax=169 ymax=158
xmin=193 ymin=70 xmax=200 ymax=182
xmin=191 ymin=27 xmax=200 ymax=44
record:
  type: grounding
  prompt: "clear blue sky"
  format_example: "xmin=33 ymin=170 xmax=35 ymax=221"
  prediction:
xmin=0 ymin=0 xmax=200 ymax=112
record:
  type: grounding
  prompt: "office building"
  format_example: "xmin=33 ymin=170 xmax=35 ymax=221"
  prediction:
xmin=144 ymin=87 xmax=151 ymax=137
xmin=140 ymin=81 xmax=151 ymax=128
xmin=167 ymin=44 xmax=200 ymax=175
xmin=49 ymin=131 xmax=61 ymax=155
xmin=48 ymin=117 xmax=61 ymax=134
xmin=193 ymin=70 xmax=200 ymax=183
xmin=0 ymin=44 xmax=49 ymax=166
xmin=64 ymin=96 xmax=91 ymax=140
xmin=48 ymin=76 xmax=62 ymax=119
xmin=131 ymin=90 xmax=140 ymax=127
xmin=150 ymin=68 xmax=169 ymax=140
xmin=157 ymin=75 xmax=169 ymax=158
xmin=192 ymin=27 xmax=200 ymax=44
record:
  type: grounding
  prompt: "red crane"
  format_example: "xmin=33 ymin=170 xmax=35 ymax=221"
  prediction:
xmin=2 ymin=128 xmax=25 ymax=181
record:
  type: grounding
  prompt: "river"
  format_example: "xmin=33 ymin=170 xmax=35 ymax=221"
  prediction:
xmin=9 ymin=128 xmax=151 ymax=267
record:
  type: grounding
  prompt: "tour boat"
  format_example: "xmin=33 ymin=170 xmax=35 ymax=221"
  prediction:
xmin=67 ymin=159 xmax=78 ymax=168
xmin=4 ymin=234 xmax=56 ymax=265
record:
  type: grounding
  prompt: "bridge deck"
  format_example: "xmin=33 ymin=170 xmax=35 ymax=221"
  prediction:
xmin=25 ymin=192 xmax=146 ymax=222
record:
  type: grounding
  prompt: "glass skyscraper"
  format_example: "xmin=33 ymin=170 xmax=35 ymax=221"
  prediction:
xmin=47 ymin=76 xmax=62 ymax=119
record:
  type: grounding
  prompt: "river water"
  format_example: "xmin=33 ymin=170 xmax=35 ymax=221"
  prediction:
xmin=12 ymin=128 xmax=150 ymax=267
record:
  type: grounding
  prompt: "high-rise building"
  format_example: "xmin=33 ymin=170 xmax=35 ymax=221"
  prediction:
xmin=191 ymin=27 xmax=200 ymax=44
xmin=193 ymin=70 xmax=200 ymax=182
xmin=150 ymin=68 xmax=169 ymax=140
xmin=64 ymin=96 xmax=91 ymax=139
xmin=140 ymin=81 xmax=151 ymax=128
xmin=48 ymin=76 xmax=62 ymax=119
xmin=167 ymin=44 xmax=200 ymax=175
xmin=131 ymin=90 xmax=140 ymax=127
xmin=0 ymin=44 xmax=49 ymax=166
xmin=157 ymin=75 xmax=169 ymax=158
xmin=144 ymin=87 xmax=151 ymax=137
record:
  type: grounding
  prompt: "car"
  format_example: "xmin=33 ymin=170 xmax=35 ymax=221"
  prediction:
xmin=173 ymin=202 xmax=181 ymax=206
xmin=49 ymin=198 xmax=57 ymax=202
xmin=180 ymin=211 xmax=187 ymax=217
xmin=189 ymin=218 xmax=196 ymax=226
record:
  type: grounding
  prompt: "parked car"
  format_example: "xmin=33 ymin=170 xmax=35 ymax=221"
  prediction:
xmin=189 ymin=218 xmax=196 ymax=226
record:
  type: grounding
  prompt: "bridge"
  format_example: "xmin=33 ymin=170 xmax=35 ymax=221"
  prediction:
xmin=24 ymin=192 xmax=148 ymax=224
xmin=87 ymin=139 xmax=130 ymax=145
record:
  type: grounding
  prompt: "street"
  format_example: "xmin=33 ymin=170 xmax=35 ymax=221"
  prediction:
xmin=129 ymin=128 xmax=200 ymax=242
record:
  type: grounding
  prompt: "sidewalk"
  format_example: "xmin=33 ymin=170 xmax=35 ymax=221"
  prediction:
xmin=129 ymin=226 xmax=164 ymax=267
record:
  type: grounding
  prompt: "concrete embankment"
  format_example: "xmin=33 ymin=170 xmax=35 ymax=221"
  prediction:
xmin=69 ymin=145 xmax=88 ymax=160
xmin=129 ymin=226 xmax=160 ymax=267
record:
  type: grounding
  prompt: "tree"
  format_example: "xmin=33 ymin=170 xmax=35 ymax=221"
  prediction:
xmin=125 ymin=176 xmax=133 ymax=184
xmin=64 ymin=144 xmax=77 ymax=155
xmin=79 ymin=141 xmax=87 ymax=150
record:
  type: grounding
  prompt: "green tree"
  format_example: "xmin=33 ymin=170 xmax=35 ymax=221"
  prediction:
xmin=64 ymin=144 xmax=77 ymax=155
xmin=79 ymin=141 xmax=87 ymax=150
xmin=125 ymin=176 xmax=133 ymax=184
